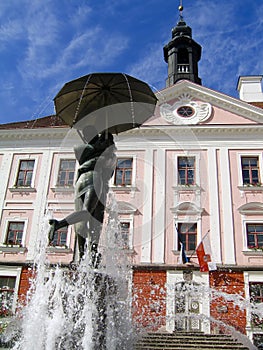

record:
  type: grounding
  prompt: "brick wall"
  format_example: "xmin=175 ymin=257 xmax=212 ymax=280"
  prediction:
xmin=17 ymin=266 xmax=34 ymax=307
xmin=132 ymin=270 xmax=166 ymax=331
xmin=209 ymin=271 xmax=246 ymax=334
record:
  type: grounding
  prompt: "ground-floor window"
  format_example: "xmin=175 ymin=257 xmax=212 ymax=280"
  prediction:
xmin=0 ymin=276 xmax=16 ymax=317
xmin=249 ymin=282 xmax=263 ymax=328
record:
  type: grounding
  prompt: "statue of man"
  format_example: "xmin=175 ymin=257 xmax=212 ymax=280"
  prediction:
xmin=49 ymin=126 xmax=117 ymax=266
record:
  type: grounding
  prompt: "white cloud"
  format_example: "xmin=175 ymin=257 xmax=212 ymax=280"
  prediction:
xmin=128 ymin=43 xmax=166 ymax=90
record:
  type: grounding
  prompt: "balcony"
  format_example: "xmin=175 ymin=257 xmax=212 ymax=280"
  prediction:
xmin=177 ymin=64 xmax=190 ymax=73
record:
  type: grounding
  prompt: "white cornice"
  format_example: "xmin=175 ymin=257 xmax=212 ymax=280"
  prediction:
xmin=0 ymin=127 xmax=80 ymax=148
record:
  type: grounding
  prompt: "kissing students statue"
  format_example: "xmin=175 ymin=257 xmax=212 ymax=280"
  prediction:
xmin=49 ymin=126 xmax=116 ymax=267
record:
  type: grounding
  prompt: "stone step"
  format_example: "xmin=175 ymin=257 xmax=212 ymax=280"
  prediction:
xmin=137 ymin=340 xmax=246 ymax=346
xmin=135 ymin=345 xmax=249 ymax=350
xmin=135 ymin=332 xmax=249 ymax=350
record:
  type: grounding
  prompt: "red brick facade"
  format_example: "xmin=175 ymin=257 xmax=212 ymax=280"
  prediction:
xmin=209 ymin=271 xmax=246 ymax=334
xmin=132 ymin=270 xmax=166 ymax=330
xmin=17 ymin=266 xmax=34 ymax=307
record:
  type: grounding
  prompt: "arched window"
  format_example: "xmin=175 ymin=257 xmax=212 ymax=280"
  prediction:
xmin=178 ymin=48 xmax=189 ymax=64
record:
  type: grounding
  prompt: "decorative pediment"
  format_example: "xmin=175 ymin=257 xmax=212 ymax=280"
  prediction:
xmin=160 ymin=93 xmax=212 ymax=125
xmin=238 ymin=202 xmax=263 ymax=215
xmin=171 ymin=202 xmax=203 ymax=216
xmin=117 ymin=201 xmax=137 ymax=214
xmin=156 ymin=80 xmax=263 ymax=125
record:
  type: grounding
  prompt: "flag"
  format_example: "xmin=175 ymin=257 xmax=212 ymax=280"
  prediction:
xmin=176 ymin=226 xmax=189 ymax=264
xmin=196 ymin=231 xmax=217 ymax=272
xmin=178 ymin=241 xmax=189 ymax=264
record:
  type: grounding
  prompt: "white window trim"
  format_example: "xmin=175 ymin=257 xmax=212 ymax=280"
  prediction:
xmin=119 ymin=217 xmax=134 ymax=250
xmin=12 ymin=155 xmax=38 ymax=188
xmin=174 ymin=220 xmax=201 ymax=251
xmin=52 ymin=154 xmax=77 ymax=189
xmin=242 ymin=219 xmax=263 ymax=251
xmin=0 ymin=266 xmax=22 ymax=316
xmin=1 ymin=218 xmax=28 ymax=247
xmin=110 ymin=154 xmax=137 ymax=188
xmin=51 ymin=225 xmax=71 ymax=248
xmin=237 ymin=152 xmax=263 ymax=187
xmin=174 ymin=152 xmax=201 ymax=187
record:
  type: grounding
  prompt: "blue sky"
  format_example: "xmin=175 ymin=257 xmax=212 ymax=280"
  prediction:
xmin=0 ymin=0 xmax=263 ymax=124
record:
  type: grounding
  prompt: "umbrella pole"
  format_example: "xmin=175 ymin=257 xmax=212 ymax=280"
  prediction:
xmin=105 ymin=110 xmax=108 ymax=140
xmin=77 ymin=129 xmax=85 ymax=142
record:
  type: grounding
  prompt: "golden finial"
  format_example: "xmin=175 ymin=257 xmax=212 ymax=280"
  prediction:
xmin=178 ymin=0 xmax=184 ymax=19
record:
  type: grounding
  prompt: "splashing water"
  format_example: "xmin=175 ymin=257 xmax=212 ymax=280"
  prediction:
xmin=7 ymin=197 xmax=134 ymax=350
xmin=2 ymin=197 xmax=262 ymax=349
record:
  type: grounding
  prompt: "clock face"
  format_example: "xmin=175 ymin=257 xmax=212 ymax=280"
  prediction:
xmin=177 ymin=106 xmax=194 ymax=118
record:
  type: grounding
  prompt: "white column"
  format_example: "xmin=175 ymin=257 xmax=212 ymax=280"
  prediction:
xmin=207 ymin=148 xmax=222 ymax=263
xmin=27 ymin=150 xmax=53 ymax=260
xmin=220 ymin=148 xmax=236 ymax=265
xmin=141 ymin=148 xmax=153 ymax=263
xmin=153 ymin=148 xmax=165 ymax=263
xmin=0 ymin=152 xmax=13 ymax=222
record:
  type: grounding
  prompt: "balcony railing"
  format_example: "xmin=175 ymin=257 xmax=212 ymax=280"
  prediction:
xmin=177 ymin=64 xmax=190 ymax=73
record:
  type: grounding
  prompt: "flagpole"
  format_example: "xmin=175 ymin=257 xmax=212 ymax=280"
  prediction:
xmin=189 ymin=229 xmax=210 ymax=260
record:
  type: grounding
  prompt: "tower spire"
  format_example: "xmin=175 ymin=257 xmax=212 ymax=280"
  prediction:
xmin=178 ymin=0 xmax=184 ymax=21
xmin=163 ymin=1 xmax=202 ymax=86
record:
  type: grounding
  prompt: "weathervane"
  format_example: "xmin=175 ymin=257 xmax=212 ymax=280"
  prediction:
xmin=179 ymin=0 xmax=184 ymax=20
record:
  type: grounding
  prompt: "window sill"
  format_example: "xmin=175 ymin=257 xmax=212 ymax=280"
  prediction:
xmin=243 ymin=250 xmax=263 ymax=256
xmin=238 ymin=185 xmax=263 ymax=192
xmin=173 ymin=185 xmax=201 ymax=192
xmin=46 ymin=247 xmax=72 ymax=254
xmin=110 ymin=185 xmax=137 ymax=192
xmin=0 ymin=246 xmax=27 ymax=254
xmin=123 ymin=248 xmax=137 ymax=255
xmin=9 ymin=187 xmax=36 ymax=193
xmin=51 ymin=187 xmax=74 ymax=193
xmin=172 ymin=250 xmax=195 ymax=256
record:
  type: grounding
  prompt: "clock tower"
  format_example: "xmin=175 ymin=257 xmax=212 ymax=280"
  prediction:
xmin=163 ymin=4 xmax=202 ymax=87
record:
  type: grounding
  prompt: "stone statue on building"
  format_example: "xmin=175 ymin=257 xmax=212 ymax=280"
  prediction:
xmin=48 ymin=126 xmax=116 ymax=266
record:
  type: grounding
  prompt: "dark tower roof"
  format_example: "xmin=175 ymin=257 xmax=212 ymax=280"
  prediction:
xmin=163 ymin=4 xmax=202 ymax=87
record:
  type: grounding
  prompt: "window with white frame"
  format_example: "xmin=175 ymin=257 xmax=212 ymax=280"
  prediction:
xmin=0 ymin=276 xmax=16 ymax=317
xmin=241 ymin=156 xmax=260 ymax=185
xmin=120 ymin=222 xmax=130 ymax=249
xmin=49 ymin=227 xmax=68 ymax=247
xmin=15 ymin=160 xmax=35 ymax=187
xmin=178 ymin=156 xmax=195 ymax=185
xmin=246 ymin=223 xmax=263 ymax=249
xmin=5 ymin=222 xmax=24 ymax=246
xmin=249 ymin=282 xmax=263 ymax=327
xmin=114 ymin=158 xmax=133 ymax=186
xmin=56 ymin=159 xmax=75 ymax=187
xmin=177 ymin=222 xmax=197 ymax=251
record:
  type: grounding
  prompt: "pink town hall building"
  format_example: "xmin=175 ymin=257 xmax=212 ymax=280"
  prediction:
xmin=0 ymin=11 xmax=263 ymax=348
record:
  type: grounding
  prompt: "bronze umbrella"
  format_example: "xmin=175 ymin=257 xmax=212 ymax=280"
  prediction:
xmin=54 ymin=72 xmax=157 ymax=135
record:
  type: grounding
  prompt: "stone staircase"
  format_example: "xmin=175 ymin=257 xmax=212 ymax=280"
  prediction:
xmin=135 ymin=332 xmax=250 ymax=350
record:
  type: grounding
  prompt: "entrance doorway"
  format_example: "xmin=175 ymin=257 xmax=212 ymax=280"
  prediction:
xmin=174 ymin=280 xmax=202 ymax=331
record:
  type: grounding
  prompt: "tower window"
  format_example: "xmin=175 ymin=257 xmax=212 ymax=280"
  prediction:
xmin=178 ymin=48 xmax=189 ymax=64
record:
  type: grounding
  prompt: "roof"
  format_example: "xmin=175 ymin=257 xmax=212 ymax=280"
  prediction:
xmin=0 ymin=81 xmax=263 ymax=131
xmin=250 ymin=102 xmax=263 ymax=109
xmin=0 ymin=115 xmax=68 ymax=130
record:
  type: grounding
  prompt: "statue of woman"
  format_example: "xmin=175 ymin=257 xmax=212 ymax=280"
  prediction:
xmin=49 ymin=126 xmax=116 ymax=266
